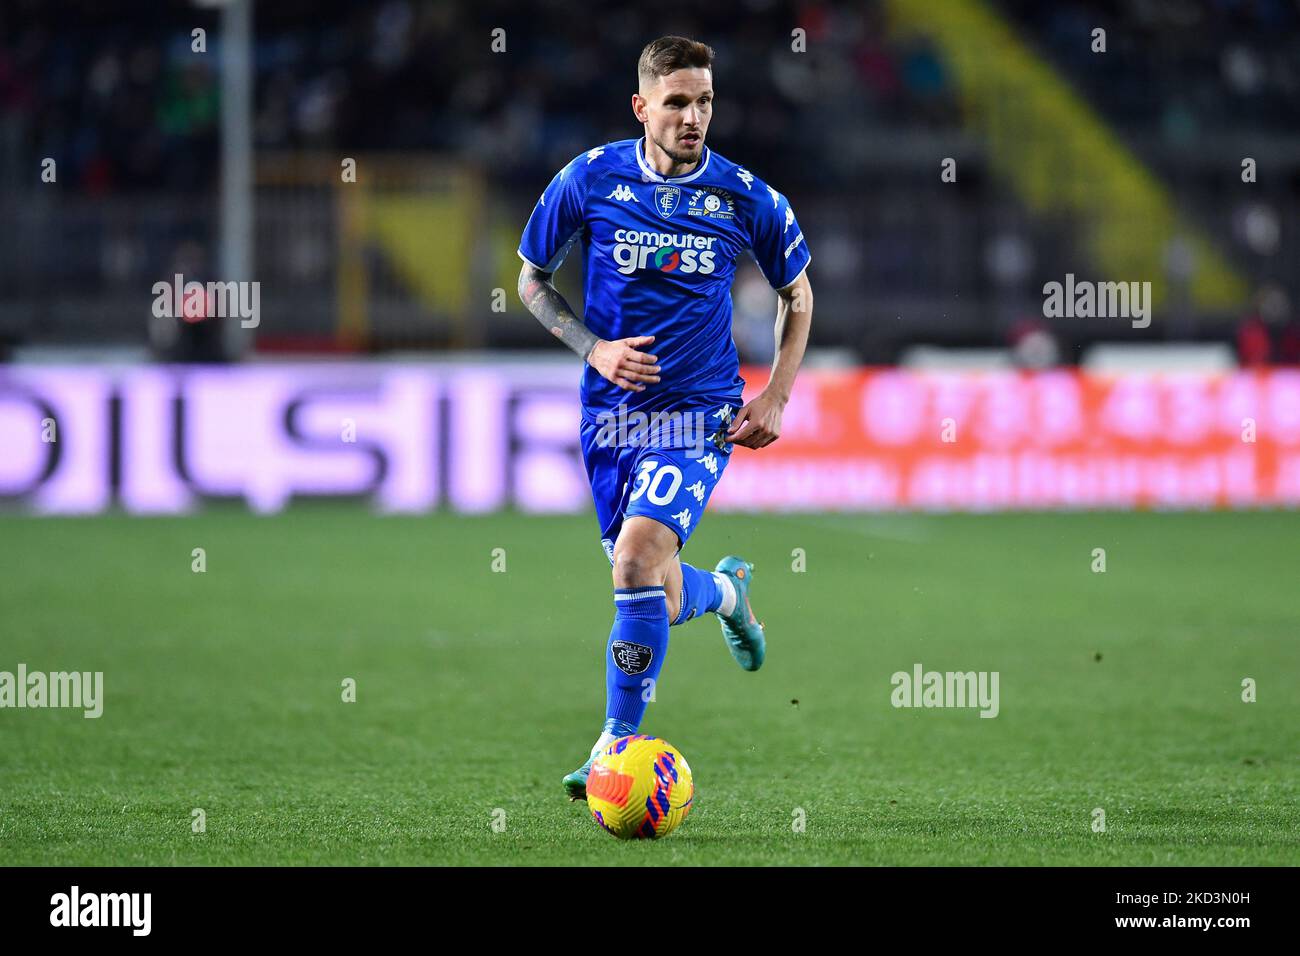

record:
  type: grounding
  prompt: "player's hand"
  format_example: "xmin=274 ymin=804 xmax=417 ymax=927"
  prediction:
xmin=587 ymin=336 xmax=660 ymax=393
xmin=726 ymin=390 xmax=786 ymax=449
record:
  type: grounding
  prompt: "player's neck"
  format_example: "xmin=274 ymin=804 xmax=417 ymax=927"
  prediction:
xmin=643 ymin=137 xmax=700 ymax=180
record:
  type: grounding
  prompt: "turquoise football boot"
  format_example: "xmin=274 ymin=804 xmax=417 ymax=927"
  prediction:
xmin=714 ymin=556 xmax=765 ymax=671
xmin=562 ymin=752 xmax=595 ymax=801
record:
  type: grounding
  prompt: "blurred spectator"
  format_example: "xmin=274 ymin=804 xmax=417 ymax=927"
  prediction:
xmin=1236 ymin=311 xmax=1271 ymax=366
xmin=1008 ymin=318 xmax=1060 ymax=370
xmin=1236 ymin=284 xmax=1293 ymax=367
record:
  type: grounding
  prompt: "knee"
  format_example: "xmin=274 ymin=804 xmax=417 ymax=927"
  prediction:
xmin=612 ymin=544 xmax=666 ymax=588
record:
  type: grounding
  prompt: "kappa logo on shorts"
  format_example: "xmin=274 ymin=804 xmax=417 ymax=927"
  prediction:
xmin=611 ymin=640 xmax=654 ymax=676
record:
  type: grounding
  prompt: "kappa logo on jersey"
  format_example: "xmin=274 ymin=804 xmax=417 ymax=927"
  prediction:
xmin=735 ymin=167 xmax=754 ymax=190
xmin=611 ymin=640 xmax=654 ymax=676
xmin=606 ymin=184 xmax=640 ymax=203
xmin=586 ymin=146 xmax=606 ymax=163
xmin=784 ymin=205 xmax=795 ymax=233
xmin=767 ymin=185 xmax=782 ymax=208
xmin=611 ymin=229 xmax=718 ymax=275
xmin=654 ymin=185 xmax=682 ymax=219
xmin=687 ymin=187 xmax=735 ymax=220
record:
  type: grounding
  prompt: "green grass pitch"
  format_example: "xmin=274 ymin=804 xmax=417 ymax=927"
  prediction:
xmin=1 ymin=508 xmax=1296 ymax=865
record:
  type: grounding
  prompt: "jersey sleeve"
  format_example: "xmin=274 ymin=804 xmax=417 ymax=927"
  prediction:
xmin=518 ymin=152 xmax=593 ymax=273
xmin=745 ymin=184 xmax=811 ymax=291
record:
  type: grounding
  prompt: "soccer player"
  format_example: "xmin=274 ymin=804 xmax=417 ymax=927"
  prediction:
xmin=516 ymin=36 xmax=813 ymax=800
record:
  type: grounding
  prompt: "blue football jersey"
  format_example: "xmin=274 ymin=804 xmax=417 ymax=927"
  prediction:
xmin=518 ymin=138 xmax=811 ymax=424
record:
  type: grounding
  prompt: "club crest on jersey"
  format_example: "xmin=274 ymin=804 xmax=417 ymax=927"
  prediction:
xmin=688 ymin=187 xmax=735 ymax=220
xmin=654 ymin=185 xmax=682 ymax=220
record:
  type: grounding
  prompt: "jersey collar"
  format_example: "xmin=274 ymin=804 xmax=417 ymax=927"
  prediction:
xmin=635 ymin=136 xmax=711 ymax=184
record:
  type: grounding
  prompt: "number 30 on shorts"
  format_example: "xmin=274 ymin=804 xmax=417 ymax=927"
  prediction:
xmin=629 ymin=460 xmax=682 ymax=506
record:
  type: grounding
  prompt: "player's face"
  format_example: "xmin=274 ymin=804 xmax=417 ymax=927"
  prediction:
xmin=636 ymin=68 xmax=713 ymax=166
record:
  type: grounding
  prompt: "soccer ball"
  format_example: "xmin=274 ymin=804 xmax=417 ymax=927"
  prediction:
xmin=586 ymin=735 xmax=694 ymax=839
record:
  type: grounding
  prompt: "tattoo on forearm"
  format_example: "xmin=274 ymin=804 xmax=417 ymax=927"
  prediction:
xmin=519 ymin=269 xmax=599 ymax=361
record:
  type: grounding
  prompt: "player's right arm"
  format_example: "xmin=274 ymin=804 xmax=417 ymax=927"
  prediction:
xmin=516 ymin=149 xmax=659 ymax=392
xmin=516 ymin=263 xmax=660 ymax=392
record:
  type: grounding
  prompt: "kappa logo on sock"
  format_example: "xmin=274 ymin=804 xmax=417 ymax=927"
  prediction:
xmin=611 ymin=640 xmax=654 ymax=676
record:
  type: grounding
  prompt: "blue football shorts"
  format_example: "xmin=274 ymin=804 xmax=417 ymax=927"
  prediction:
xmin=579 ymin=399 xmax=741 ymax=566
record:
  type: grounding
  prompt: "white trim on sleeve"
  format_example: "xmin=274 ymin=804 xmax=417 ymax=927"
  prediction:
xmin=516 ymin=249 xmax=547 ymax=271
xmin=774 ymin=258 xmax=811 ymax=292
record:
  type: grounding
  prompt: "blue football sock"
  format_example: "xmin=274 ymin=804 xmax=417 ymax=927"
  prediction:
xmin=605 ymin=585 xmax=670 ymax=729
xmin=672 ymin=562 xmax=725 ymax=625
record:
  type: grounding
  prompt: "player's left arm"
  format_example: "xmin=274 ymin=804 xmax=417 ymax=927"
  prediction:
xmin=727 ymin=268 xmax=813 ymax=449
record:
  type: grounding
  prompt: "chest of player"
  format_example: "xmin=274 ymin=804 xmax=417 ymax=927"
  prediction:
xmin=584 ymin=179 xmax=746 ymax=283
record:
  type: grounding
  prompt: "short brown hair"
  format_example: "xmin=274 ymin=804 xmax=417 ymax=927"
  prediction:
xmin=637 ymin=36 xmax=714 ymax=86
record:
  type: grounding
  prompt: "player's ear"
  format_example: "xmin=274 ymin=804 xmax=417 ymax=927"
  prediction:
xmin=631 ymin=93 xmax=647 ymax=124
